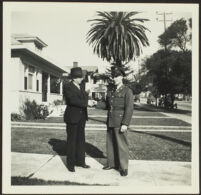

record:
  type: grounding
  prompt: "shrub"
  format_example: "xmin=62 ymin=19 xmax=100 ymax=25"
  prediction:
xmin=23 ymin=99 xmax=49 ymax=120
xmin=11 ymin=113 xmax=24 ymax=121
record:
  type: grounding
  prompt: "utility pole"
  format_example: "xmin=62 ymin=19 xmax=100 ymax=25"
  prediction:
xmin=156 ymin=12 xmax=172 ymax=32
xmin=156 ymin=12 xmax=173 ymax=108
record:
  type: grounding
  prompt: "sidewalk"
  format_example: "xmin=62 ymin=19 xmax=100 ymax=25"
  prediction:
xmin=12 ymin=152 xmax=191 ymax=186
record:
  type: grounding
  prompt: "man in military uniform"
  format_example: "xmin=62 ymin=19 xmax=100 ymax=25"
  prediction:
xmin=103 ymin=66 xmax=134 ymax=176
xmin=63 ymin=67 xmax=90 ymax=172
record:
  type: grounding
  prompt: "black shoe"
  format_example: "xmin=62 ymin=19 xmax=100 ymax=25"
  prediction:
xmin=120 ymin=169 xmax=128 ymax=176
xmin=103 ymin=166 xmax=115 ymax=170
xmin=81 ymin=164 xmax=90 ymax=168
xmin=68 ymin=167 xmax=75 ymax=172
xmin=76 ymin=164 xmax=90 ymax=168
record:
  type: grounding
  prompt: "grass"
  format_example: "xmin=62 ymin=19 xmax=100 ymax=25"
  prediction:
xmin=11 ymin=177 xmax=106 ymax=186
xmin=87 ymin=117 xmax=191 ymax=126
xmin=88 ymin=108 xmax=107 ymax=115
xmin=11 ymin=127 xmax=191 ymax=162
xmin=141 ymin=103 xmax=192 ymax=116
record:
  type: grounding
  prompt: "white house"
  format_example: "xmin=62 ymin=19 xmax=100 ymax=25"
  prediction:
xmin=64 ymin=62 xmax=108 ymax=101
xmin=11 ymin=34 xmax=67 ymax=113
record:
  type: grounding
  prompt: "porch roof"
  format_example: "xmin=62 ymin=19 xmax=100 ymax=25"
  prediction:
xmin=12 ymin=46 xmax=67 ymax=74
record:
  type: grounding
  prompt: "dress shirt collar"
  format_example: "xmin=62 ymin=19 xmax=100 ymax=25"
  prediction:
xmin=116 ymin=83 xmax=123 ymax=91
xmin=73 ymin=81 xmax=80 ymax=90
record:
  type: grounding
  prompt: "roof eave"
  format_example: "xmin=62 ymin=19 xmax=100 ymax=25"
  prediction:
xmin=12 ymin=47 xmax=66 ymax=74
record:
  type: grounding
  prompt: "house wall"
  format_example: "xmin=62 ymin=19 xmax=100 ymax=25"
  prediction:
xmin=48 ymin=93 xmax=63 ymax=103
xmin=21 ymin=58 xmax=43 ymax=93
xmin=10 ymin=56 xmax=63 ymax=113
xmin=19 ymin=91 xmax=42 ymax=112
xmin=10 ymin=57 xmax=21 ymax=113
xmin=17 ymin=58 xmax=44 ymax=110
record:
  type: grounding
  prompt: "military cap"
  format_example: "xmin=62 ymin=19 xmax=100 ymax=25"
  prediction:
xmin=111 ymin=66 xmax=126 ymax=77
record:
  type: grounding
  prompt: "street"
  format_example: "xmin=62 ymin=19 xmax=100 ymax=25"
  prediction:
xmin=175 ymin=100 xmax=192 ymax=111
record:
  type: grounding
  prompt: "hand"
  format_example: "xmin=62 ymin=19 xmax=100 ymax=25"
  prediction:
xmin=120 ymin=125 xmax=128 ymax=133
xmin=86 ymin=89 xmax=90 ymax=94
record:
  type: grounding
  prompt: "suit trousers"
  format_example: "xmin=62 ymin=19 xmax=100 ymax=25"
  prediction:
xmin=106 ymin=127 xmax=129 ymax=170
xmin=66 ymin=115 xmax=86 ymax=168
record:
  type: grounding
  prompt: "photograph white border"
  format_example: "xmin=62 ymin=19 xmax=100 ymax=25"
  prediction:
xmin=2 ymin=2 xmax=199 ymax=194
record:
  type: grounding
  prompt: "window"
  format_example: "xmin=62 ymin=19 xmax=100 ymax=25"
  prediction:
xmin=24 ymin=77 xmax=27 ymax=90
xmin=36 ymin=80 xmax=39 ymax=91
xmin=24 ymin=65 xmax=35 ymax=90
xmin=28 ymin=73 xmax=33 ymax=89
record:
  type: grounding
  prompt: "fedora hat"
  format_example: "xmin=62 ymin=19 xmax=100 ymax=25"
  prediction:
xmin=70 ymin=67 xmax=83 ymax=79
xmin=111 ymin=66 xmax=126 ymax=78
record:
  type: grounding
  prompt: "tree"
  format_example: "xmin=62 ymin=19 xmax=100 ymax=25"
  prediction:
xmin=86 ymin=11 xmax=150 ymax=74
xmin=158 ymin=18 xmax=191 ymax=52
xmin=142 ymin=49 xmax=191 ymax=107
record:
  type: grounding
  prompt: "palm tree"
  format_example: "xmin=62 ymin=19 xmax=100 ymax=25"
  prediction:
xmin=86 ymin=11 xmax=150 ymax=70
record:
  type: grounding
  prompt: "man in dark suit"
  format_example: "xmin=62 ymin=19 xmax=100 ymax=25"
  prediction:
xmin=103 ymin=66 xmax=134 ymax=176
xmin=63 ymin=67 xmax=90 ymax=172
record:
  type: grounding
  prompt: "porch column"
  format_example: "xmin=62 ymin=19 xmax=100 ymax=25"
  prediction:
xmin=60 ymin=81 xmax=63 ymax=95
xmin=33 ymin=69 xmax=37 ymax=92
xmin=47 ymin=74 xmax=50 ymax=101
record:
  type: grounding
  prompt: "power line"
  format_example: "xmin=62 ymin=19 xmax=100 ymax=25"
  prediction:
xmin=156 ymin=12 xmax=173 ymax=32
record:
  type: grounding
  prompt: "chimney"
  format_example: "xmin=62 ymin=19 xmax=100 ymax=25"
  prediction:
xmin=73 ymin=61 xmax=78 ymax=68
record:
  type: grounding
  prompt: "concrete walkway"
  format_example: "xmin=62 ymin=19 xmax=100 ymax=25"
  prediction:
xmin=12 ymin=152 xmax=191 ymax=186
xmin=11 ymin=122 xmax=191 ymax=133
xmin=161 ymin=112 xmax=191 ymax=124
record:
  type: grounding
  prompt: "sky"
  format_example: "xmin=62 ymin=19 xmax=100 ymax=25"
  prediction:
xmin=10 ymin=2 xmax=192 ymax=73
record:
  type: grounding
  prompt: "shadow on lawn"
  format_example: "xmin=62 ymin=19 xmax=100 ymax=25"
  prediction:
xmin=130 ymin=130 xmax=191 ymax=147
xmin=134 ymin=104 xmax=155 ymax=112
xmin=48 ymin=138 xmax=105 ymax=158
xmin=88 ymin=117 xmax=106 ymax=124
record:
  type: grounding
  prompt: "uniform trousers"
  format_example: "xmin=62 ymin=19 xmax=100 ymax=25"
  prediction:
xmin=106 ymin=127 xmax=129 ymax=170
xmin=66 ymin=115 xmax=86 ymax=168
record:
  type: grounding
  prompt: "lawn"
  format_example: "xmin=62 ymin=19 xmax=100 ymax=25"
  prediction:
xmin=11 ymin=127 xmax=191 ymax=162
xmin=87 ymin=117 xmax=191 ymax=126
xmin=141 ymin=103 xmax=192 ymax=116
xmin=88 ymin=106 xmax=167 ymax=116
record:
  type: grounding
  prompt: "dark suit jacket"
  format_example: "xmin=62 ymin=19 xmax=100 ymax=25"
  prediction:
xmin=63 ymin=81 xmax=88 ymax=124
xmin=106 ymin=85 xmax=134 ymax=128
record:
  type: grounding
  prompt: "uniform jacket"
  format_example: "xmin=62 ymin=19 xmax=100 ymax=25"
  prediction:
xmin=63 ymin=81 xmax=88 ymax=124
xmin=106 ymin=85 xmax=134 ymax=128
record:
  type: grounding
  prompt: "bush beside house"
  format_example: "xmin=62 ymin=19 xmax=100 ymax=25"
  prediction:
xmin=11 ymin=113 xmax=24 ymax=121
xmin=23 ymin=99 xmax=49 ymax=120
xmin=11 ymin=99 xmax=50 ymax=121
